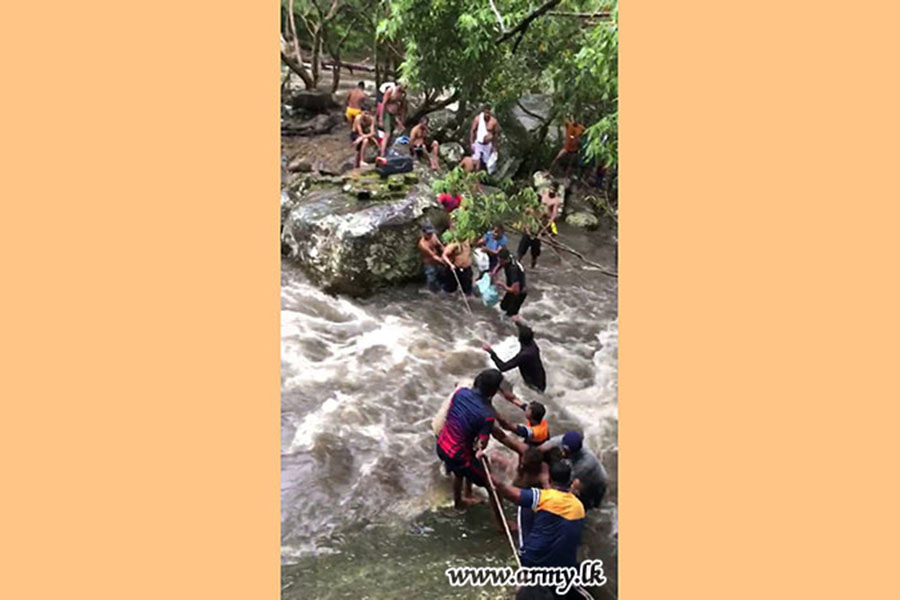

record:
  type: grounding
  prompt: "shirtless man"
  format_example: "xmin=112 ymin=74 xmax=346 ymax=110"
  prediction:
xmin=409 ymin=116 xmax=440 ymax=170
xmin=379 ymin=84 xmax=408 ymax=156
xmin=541 ymin=186 xmax=562 ymax=234
xmin=550 ymin=117 xmax=585 ymax=175
xmin=459 ymin=155 xmax=478 ymax=173
xmin=469 ymin=105 xmax=501 ymax=172
xmin=345 ymin=81 xmax=368 ymax=127
xmin=442 ymin=238 xmax=474 ymax=296
xmin=517 ymin=187 xmax=562 ymax=268
xmin=350 ymin=108 xmax=376 ymax=168
xmin=418 ymin=224 xmax=445 ymax=293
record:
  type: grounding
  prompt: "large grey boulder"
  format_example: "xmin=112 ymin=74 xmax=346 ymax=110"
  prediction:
xmin=282 ymin=182 xmax=446 ymax=296
xmin=290 ymin=90 xmax=337 ymax=113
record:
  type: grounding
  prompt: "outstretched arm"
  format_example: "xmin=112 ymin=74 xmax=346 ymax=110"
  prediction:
xmin=485 ymin=347 xmax=524 ymax=372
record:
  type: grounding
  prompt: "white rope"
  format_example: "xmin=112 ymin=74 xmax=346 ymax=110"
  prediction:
xmin=482 ymin=455 xmax=522 ymax=568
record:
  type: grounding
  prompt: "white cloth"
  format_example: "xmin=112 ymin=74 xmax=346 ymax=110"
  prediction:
xmin=473 ymin=141 xmax=493 ymax=165
xmin=476 ymin=113 xmax=490 ymax=143
xmin=379 ymin=81 xmax=396 ymax=95
xmin=431 ymin=386 xmax=461 ymax=437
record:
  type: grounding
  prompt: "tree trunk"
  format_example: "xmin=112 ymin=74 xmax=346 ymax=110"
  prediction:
xmin=330 ymin=51 xmax=341 ymax=93
xmin=311 ymin=31 xmax=321 ymax=87
xmin=281 ymin=49 xmax=315 ymax=90
xmin=285 ymin=0 xmax=314 ymax=90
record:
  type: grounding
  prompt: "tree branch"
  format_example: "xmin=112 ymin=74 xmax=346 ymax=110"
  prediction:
xmin=489 ymin=0 xmax=506 ymax=32
xmin=409 ymin=91 xmax=460 ymax=124
xmin=497 ymin=0 xmax=562 ymax=46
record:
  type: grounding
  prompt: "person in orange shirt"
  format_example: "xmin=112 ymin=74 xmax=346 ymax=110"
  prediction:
xmin=551 ymin=118 xmax=586 ymax=175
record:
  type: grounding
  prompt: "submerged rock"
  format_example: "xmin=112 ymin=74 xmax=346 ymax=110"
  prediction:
xmin=282 ymin=181 xmax=446 ymax=297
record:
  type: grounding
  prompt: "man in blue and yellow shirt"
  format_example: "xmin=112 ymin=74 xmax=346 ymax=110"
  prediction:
xmin=491 ymin=460 xmax=585 ymax=568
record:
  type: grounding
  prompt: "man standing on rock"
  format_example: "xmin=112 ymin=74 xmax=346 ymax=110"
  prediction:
xmin=410 ymin=116 xmax=440 ymax=170
xmin=350 ymin=108 xmax=376 ymax=168
xmin=379 ymin=83 xmax=408 ymax=156
xmin=345 ymin=81 xmax=368 ymax=127
xmin=469 ymin=105 xmax=501 ymax=172
xmin=418 ymin=224 xmax=445 ymax=293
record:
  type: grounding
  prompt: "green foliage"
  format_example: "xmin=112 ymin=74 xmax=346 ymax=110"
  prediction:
xmin=380 ymin=0 xmax=618 ymax=169
xmin=433 ymin=171 xmax=541 ymax=244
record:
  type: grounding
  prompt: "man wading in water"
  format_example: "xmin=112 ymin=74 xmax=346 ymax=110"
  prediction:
xmin=442 ymin=237 xmax=474 ymax=296
xmin=435 ymin=369 xmax=508 ymax=527
xmin=483 ymin=322 xmax=547 ymax=393
xmin=495 ymin=248 xmax=528 ymax=320
xmin=418 ymin=224 xmax=445 ymax=293
xmin=539 ymin=431 xmax=608 ymax=511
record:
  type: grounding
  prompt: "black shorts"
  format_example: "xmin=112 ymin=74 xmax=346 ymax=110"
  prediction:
xmin=443 ymin=266 xmax=473 ymax=295
xmin=436 ymin=445 xmax=488 ymax=488
xmin=413 ymin=144 xmax=425 ymax=156
xmin=501 ymin=290 xmax=527 ymax=316
xmin=517 ymin=235 xmax=541 ymax=259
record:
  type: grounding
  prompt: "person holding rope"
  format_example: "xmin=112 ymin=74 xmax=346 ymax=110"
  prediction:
xmin=442 ymin=237 xmax=474 ymax=296
xmin=418 ymin=224 xmax=445 ymax=293
xmin=490 ymin=459 xmax=586 ymax=569
xmin=435 ymin=369 xmax=505 ymax=513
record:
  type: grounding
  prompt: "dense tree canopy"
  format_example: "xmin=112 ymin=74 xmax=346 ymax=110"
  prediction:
xmin=282 ymin=0 xmax=617 ymax=169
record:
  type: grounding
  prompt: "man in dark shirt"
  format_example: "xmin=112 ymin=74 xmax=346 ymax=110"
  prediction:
xmin=539 ymin=431 xmax=608 ymax=510
xmin=436 ymin=369 xmax=504 ymax=508
xmin=495 ymin=248 xmax=528 ymax=319
xmin=482 ymin=322 xmax=546 ymax=392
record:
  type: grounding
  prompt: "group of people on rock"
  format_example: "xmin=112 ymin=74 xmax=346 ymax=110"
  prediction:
xmin=345 ymin=80 xmax=440 ymax=170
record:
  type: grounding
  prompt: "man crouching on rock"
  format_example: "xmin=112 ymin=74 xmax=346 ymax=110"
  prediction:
xmin=350 ymin=107 xmax=376 ymax=168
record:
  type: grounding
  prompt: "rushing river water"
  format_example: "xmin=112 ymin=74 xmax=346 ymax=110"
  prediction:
xmin=281 ymin=223 xmax=618 ymax=599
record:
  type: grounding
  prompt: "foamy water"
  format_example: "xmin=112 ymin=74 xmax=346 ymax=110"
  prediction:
xmin=281 ymin=226 xmax=618 ymax=574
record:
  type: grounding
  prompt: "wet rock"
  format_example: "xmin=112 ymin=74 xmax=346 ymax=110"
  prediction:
xmin=566 ymin=211 xmax=599 ymax=230
xmin=290 ymin=90 xmax=337 ymax=113
xmin=288 ymin=158 xmax=313 ymax=172
xmin=403 ymin=173 xmax=419 ymax=185
xmin=283 ymin=112 xmax=342 ymax=137
xmin=491 ymin=153 xmax=523 ymax=180
xmin=438 ymin=142 xmax=464 ymax=165
xmin=281 ymin=183 xmax=446 ymax=297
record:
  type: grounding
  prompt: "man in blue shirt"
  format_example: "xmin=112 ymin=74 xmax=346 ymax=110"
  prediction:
xmin=478 ymin=224 xmax=509 ymax=270
xmin=490 ymin=460 xmax=585 ymax=568
xmin=436 ymin=369 xmax=504 ymax=508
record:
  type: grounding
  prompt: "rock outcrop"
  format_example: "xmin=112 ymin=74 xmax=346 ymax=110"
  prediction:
xmin=282 ymin=172 xmax=447 ymax=296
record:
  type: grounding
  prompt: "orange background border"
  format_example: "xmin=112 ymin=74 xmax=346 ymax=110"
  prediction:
xmin=4 ymin=1 xmax=900 ymax=598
